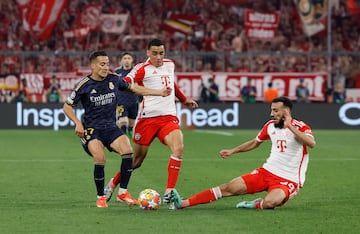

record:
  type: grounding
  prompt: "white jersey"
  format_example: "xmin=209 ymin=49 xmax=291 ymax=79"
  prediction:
xmin=125 ymin=58 xmax=176 ymax=118
xmin=256 ymin=119 xmax=314 ymax=187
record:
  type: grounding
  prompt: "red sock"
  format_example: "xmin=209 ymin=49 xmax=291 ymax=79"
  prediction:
xmin=112 ymin=171 xmax=121 ymax=187
xmin=255 ymin=199 xmax=263 ymax=209
xmin=188 ymin=189 xmax=217 ymax=207
xmin=166 ymin=156 xmax=182 ymax=189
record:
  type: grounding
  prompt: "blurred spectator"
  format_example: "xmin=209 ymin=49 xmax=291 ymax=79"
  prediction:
xmin=263 ymin=82 xmax=278 ymax=103
xmin=333 ymin=60 xmax=346 ymax=88
xmin=230 ymin=26 xmax=245 ymax=52
xmin=46 ymin=75 xmax=61 ymax=103
xmin=0 ymin=90 xmax=13 ymax=103
xmin=332 ymin=82 xmax=347 ymax=104
xmin=11 ymin=90 xmax=27 ymax=103
xmin=202 ymin=31 xmax=218 ymax=69
xmin=296 ymin=78 xmax=310 ymax=103
xmin=0 ymin=0 xmax=359 ymax=84
xmin=11 ymin=79 xmax=29 ymax=103
xmin=198 ymin=81 xmax=208 ymax=103
xmin=208 ymin=78 xmax=220 ymax=102
xmin=21 ymin=79 xmax=30 ymax=99
xmin=324 ymin=88 xmax=333 ymax=103
xmin=241 ymin=78 xmax=257 ymax=103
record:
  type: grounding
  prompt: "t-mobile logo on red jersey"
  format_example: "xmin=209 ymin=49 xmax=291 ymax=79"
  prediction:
xmin=276 ymin=140 xmax=287 ymax=152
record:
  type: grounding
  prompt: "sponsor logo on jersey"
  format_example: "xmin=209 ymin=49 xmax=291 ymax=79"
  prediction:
xmin=91 ymin=89 xmax=97 ymax=94
xmin=90 ymin=92 xmax=116 ymax=106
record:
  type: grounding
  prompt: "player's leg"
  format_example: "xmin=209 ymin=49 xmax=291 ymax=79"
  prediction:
xmin=254 ymin=179 xmax=298 ymax=209
xmin=260 ymin=188 xmax=286 ymax=209
xmin=235 ymin=189 xmax=286 ymax=209
xmin=87 ymin=139 xmax=108 ymax=208
xmin=110 ymin=134 xmax=137 ymax=204
xmin=128 ymin=118 xmax=136 ymax=139
xmin=105 ymin=117 xmax=152 ymax=196
xmin=108 ymin=142 xmax=147 ymax=204
xmin=131 ymin=117 xmax=155 ymax=170
xmin=171 ymin=176 xmax=248 ymax=209
xmin=132 ymin=143 xmax=149 ymax=169
xmin=163 ymin=129 xmax=183 ymax=203
xmin=235 ymin=168 xmax=291 ymax=209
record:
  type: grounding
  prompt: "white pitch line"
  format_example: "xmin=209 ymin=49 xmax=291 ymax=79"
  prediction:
xmin=193 ymin=130 xmax=234 ymax=136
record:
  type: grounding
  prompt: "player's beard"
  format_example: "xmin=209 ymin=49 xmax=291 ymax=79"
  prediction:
xmin=274 ymin=118 xmax=284 ymax=128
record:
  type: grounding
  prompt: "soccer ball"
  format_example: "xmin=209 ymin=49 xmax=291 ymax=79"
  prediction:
xmin=138 ymin=188 xmax=161 ymax=210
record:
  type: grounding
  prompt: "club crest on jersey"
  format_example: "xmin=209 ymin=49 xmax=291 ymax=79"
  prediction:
xmin=109 ymin=82 xmax=114 ymax=90
xmin=134 ymin=133 xmax=141 ymax=141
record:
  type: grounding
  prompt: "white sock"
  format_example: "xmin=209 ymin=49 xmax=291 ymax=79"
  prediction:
xmin=118 ymin=188 xmax=127 ymax=195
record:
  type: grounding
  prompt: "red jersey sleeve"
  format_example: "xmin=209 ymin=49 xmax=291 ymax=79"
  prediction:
xmin=124 ymin=63 xmax=145 ymax=86
xmin=292 ymin=119 xmax=313 ymax=137
xmin=174 ymin=82 xmax=187 ymax=103
xmin=256 ymin=121 xmax=272 ymax=141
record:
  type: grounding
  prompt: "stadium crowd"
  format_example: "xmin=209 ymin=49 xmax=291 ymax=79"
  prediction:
xmin=1 ymin=0 xmax=360 ymax=89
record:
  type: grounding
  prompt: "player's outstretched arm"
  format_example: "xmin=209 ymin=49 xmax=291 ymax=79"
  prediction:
xmin=129 ymin=83 xmax=172 ymax=96
xmin=219 ymin=138 xmax=261 ymax=159
xmin=174 ymin=82 xmax=198 ymax=108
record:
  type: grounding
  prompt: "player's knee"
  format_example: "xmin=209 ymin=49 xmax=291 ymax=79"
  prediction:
xmin=92 ymin=153 xmax=106 ymax=164
xmin=172 ymin=144 xmax=184 ymax=156
xmin=219 ymin=183 xmax=235 ymax=197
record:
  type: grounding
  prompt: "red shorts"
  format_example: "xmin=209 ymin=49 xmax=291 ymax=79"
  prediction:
xmin=133 ymin=115 xmax=180 ymax=146
xmin=241 ymin=168 xmax=299 ymax=202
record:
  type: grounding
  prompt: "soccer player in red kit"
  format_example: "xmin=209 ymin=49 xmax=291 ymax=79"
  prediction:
xmin=170 ymin=96 xmax=316 ymax=210
xmin=104 ymin=39 xmax=198 ymax=204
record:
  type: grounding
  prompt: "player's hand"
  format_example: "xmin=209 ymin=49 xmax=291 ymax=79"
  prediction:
xmin=75 ymin=123 xmax=85 ymax=138
xmin=161 ymin=86 xmax=172 ymax=97
xmin=183 ymin=99 xmax=198 ymax=108
xmin=219 ymin=149 xmax=232 ymax=159
xmin=283 ymin=108 xmax=291 ymax=128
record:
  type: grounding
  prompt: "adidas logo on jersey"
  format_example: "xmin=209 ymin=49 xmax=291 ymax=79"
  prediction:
xmin=91 ymin=89 xmax=97 ymax=94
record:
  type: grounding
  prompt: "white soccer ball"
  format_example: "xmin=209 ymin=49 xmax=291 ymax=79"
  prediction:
xmin=138 ymin=188 xmax=161 ymax=210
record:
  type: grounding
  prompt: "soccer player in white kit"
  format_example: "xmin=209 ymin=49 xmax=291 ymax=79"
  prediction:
xmin=104 ymin=39 xmax=198 ymax=204
xmin=170 ymin=96 xmax=316 ymax=209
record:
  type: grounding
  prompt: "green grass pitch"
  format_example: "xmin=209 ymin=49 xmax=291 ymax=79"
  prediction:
xmin=0 ymin=129 xmax=359 ymax=233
